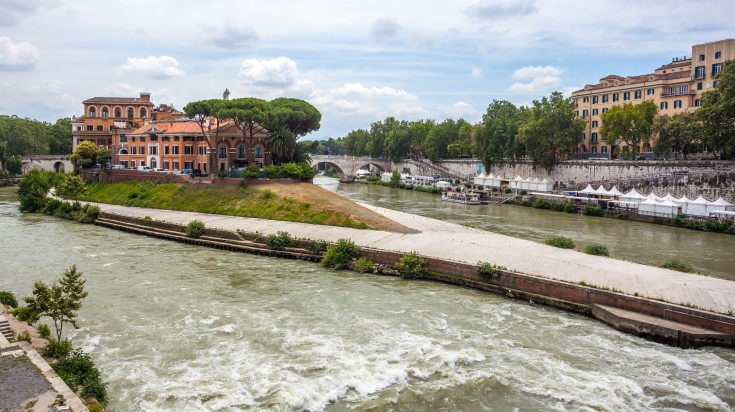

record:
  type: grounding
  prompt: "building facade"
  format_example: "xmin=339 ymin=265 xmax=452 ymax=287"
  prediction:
xmin=571 ymin=39 xmax=735 ymax=158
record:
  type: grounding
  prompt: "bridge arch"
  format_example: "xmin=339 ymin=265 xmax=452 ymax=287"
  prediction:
xmin=355 ymin=162 xmax=386 ymax=175
xmin=53 ymin=161 xmax=65 ymax=173
xmin=313 ymin=161 xmax=347 ymax=181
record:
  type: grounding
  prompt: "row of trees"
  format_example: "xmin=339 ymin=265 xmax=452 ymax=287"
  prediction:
xmin=183 ymin=97 xmax=321 ymax=172
xmin=0 ymin=116 xmax=72 ymax=167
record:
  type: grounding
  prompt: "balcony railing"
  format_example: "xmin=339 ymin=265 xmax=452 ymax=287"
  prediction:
xmin=661 ymin=90 xmax=696 ymax=97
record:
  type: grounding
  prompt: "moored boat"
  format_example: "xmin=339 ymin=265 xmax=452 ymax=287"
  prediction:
xmin=441 ymin=190 xmax=481 ymax=205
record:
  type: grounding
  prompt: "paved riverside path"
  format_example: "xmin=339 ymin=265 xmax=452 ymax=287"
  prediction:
xmin=94 ymin=203 xmax=735 ymax=315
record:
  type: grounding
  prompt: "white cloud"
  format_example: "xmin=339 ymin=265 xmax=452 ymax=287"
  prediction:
xmin=236 ymin=57 xmax=315 ymax=99
xmin=510 ymin=76 xmax=561 ymax=93
xmin=438 ymin=101 xmax=479 ymax=118
xmin=331 ymin=83 xmax=419 ymax=100
xmin=121 ymin=56 xmax=185 ymax=79
xmin=312 ymin=82 xmax=427 ymax=124
xmin=466 ymin=0 xmax=537 ymax=20
xmin=512 ymin=65 xmax=562 ymax=79
xmin=369 ymin=17 xmax=401 ymax=43
xmin=207 ymin=24 xmax=258 ymax=50
xmin=0 ymin=37 xmax=39 ymax=71
xmin=471 ymin=66 xmax=483 ymax=78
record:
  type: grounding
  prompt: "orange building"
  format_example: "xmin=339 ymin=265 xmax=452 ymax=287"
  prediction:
xmin=571 ymin=39 xmax=735 ymax=158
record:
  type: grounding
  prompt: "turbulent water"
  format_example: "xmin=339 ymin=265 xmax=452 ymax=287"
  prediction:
xmin=1 ymin=186 xmax=734 ymax=411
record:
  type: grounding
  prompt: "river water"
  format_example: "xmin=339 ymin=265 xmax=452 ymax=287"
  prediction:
xmin=1 ymin=186 xmax=734 ymax=411
xmin=318 ymin=178 xmax=735 ymax=279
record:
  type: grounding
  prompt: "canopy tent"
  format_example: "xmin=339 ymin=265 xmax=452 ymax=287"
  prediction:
xmin=638 ymin=198 xmax=679 ymax=218
xmin=578 ymin=184 xmax=596 ymax=195
xmin=661 ymin=193 xmax=681 ymax=203
xmin=510 ymin=175 xmax=526 ymax=189
xmin=607 ymin=186 xmax=624 ymax=197
xmin=706 ymin=197 xmax=735 ymax=214
xmin=686 ymin=195 xmax=711 ymax=217
xmin=594 ymin=185 xmax=610 ymax=196
xmin=646 ymin=193 xmax=666 ymax=202
xmin=621 ymin=189 xmax=646 ymax=202
xmin=538 ymin=178 xmax=554 ymax=192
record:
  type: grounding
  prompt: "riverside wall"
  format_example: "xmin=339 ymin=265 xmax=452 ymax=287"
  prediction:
xmin=94 ymin=212 xmax=735 ymax=348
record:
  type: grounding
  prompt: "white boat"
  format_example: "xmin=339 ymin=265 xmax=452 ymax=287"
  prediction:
xmin=441 ymin=191 xmax=481 ymax=205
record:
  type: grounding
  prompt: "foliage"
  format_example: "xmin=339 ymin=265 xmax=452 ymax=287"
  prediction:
xmin=186 ymin=219 xmax=205 ymax=238
xmin=96 ymin=148 xmax=112 ymax=167
xmin=16 ymin=331 xmax=32 ymax=342
xmin=302 ymin=137 xmax=346 ymax=156
xmin=79 ymin=181 xmax=371 ymax=229
xmin=321 ymin=238 xmax=359 ymax=270
xmin=544 ymin=236 xmax=575 ymax=249
xmin=389 ymin=170 xmax=401 ymax=187
xmin=653 ymin=112 xmax=702 ymax=160
xmin=53 ymin=348 xmax=108 ymax=405
xmin=44 ymin=337 xmax=73 ymax=358
xmin=697 ymin=60 xmax=735 ymax=159
xmin=17 ymin=168 xmax=52 ymax=212
xmin=563 ymin=202 xmax=576 ymax=213
xmin=48 ymin=118 xmax=73 ymax=155
xmin=305 ymin=240 xmax=329 ymax=254
xmin=183 ymin=99 xmax=222 ymax=173
xmin=5 ymin=155 xmax=22 ymax=175
xmin=476 ymin=100 xmax=526 ymax=169
xmin=0 ymin=290 xmax=18 ymax=308
xmin=37 ymin=323 xmax=51 ymax=339
xmin=54 ymin=173 xmax=86 ymax=199
xmin=265 ymin=231 xmax=294 ymax=250
xmin=263 ymin=162 xmax=315 ymax=180
xmin=353 ymin=257 xmax=375 ymax=273
xmin=395 ymin=251 xmax=427 ymax=279
xmin=242 ymin=163 xmax=260 ymax=179
xmin=70 ymin=141 xmax=99 ymax=169
xmin=0 ymin=115 xmax=55 ymax=163
xmin=583 ymin=203 xmax=604 ymax=216
xmin=519 ymin=92 xmax=585 ymax=172
xmin=11 ymin=306 xmax=35 ymax=322
xmin=599 ymin=100 xmax=658 ymax=159
xmin=265 ymin=98 xmax=322 ymax=163
xmin=671 ymin=216 xmax=735 ymax=234
xmin=584 ymin=243 xmax=610 ymax=256
xmin=24 ymin=265 xmax=88 ymax=342
xmin=476 ymin=261 xmax=506 ymax=278
xmin=660 ymin=259 xmax=694 ymax=273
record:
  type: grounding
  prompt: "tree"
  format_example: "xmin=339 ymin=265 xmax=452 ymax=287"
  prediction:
xmin=183 ymin=99 xmax=223 ymax=173
xmin=6 ymin=155 xmax=22 ymax=175
xmin=425 ymin=119 xmax=459 ymax=162
xmin=0 ymin=115 xmax=51 ymax=162
xmin=24 ymin=265 xmax=88 ymax=343
xmin=519 ymin=92 xmax=585 ymax=172
xmin=476 ymin=100 xmax=526 ymax=170
xmin=447 ymin=119 xmax=475 ymax=158
xmin=343 ymin=129 xmax=371 ymax=156
xmin=600 ymin=100 xmax=658 ymax=159
xmin=54 ymin=173 xmax=86 ymax=199
xmin=16 ymin=168 xmax=52 ymax=212
xmin=267 ymin=98 xmax=321 ymax=139
xmin=217 ymin=97 xmax=269 ymax=165
xmin=697 ymin=60 xmax=735 ymax=159
xmin=97 ymin=148 xmax=112 ymax=168
xmin=70 ymin=141 xmax=99 ymax=169
xmin=653 ymin=112 xmax=702 ymax=160
xmin=48 ymin=118 xmax=73 ymax=155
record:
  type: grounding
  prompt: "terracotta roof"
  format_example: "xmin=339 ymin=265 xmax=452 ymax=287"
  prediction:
xmin=656 ymin=59 xmax=691 ymax=71
xmin=656 ymin=70 xmax=691 ymax=80
xmin=128 ymin=120 xmax=202 ymax=135
xmin=573 ymin=70 xmax=691 ymax=94
xmin=83 ymin=97 xmax=154 ymax=105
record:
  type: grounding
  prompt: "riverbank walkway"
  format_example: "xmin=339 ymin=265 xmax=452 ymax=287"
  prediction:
xmin=93 ymin=202 xmax=735 ymax=315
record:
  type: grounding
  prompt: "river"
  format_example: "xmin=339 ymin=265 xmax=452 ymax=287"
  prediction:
xmin=1 ymin=186 xmax=734 ymax=411
xmin=317 ymin=177 xmax=735 ymax=279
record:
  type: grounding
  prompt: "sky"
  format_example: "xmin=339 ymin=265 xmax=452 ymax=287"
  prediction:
xmin=1 ymin=0 xmax=734 ymax=139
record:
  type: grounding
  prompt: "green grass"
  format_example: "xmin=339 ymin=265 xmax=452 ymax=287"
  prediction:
xmin=79 ymin=181 xmax=369 ymax=229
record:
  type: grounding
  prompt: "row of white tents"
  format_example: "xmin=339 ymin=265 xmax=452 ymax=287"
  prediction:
xmin=576 ymin=184 xmax=735 ymax=218
xmin=474 ymin=174 xmax=554 ymax=192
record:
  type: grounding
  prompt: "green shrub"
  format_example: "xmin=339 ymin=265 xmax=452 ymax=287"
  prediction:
xmin=504 ymin=188 xmax=512 ymax=194
xmin=0 ymin=291 xmax=18 ymax=308
xmin=544 ymin=236 xmax=575 ymax=249
xmin=17 ymin=169 xmax=52 ymax=212
xmin=45 ymin=338 xmax=73 ymax=359
xmin=11 ymin=306 xmax=37 ymax=323
xmin=305 ymin=240 xmax=329 ymax=254
xmin=37 ymin=323 xmax=51 ymax=339
xmin=74 ymin=204 xmax=100 ymax=223
xmin=395 ymin=251 xmax=427 ymax=279
xmin=88 ymin=404 xmax=104 ymax=412
xmin=584 ymin=243 xmax=610 ymax=256
xmin=353 ymin=257 xmax=375 ymax=273
xmin=16 ymin=331 xmax=32 ymax=343
xmin=265 ymin=231 xmax=294 ymax=250
xmin=42 ymin=198 xmax=63 ymax=215
xmin=583 ymin=204 xmax=604 ymax=216
xmin=53 ymin=348 xmax=108 ymax=405
xmin=520 ymin=190 xmax=527 ymax=195
xmin=520 ymin=200 xmax=532 ymax=207
xmin=321 ymin=238 xmax=359 ymax=270
xmin=491 ymin=187 xmax=498 ymax=192
xmin=243 ymin=164 xmax=260 ymax=179
xmin=563 ymin=202 xmax=576 ymax=213
xmin=660 ymin=259 xmax=694 ymax=273
xmin=532 ymin=199 xmax=551 ymax=209
xmin=476 ymin=261 xmax=506 ymax=278
xmin=186 ymin=219 xmax=205 ymax=238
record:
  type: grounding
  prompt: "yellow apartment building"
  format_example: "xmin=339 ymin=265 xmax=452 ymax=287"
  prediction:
xmin=571 ymin=39 xmax=735 ymax=158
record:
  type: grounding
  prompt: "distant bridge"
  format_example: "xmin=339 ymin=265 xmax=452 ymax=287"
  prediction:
xmin=311 ymin=155 xmax=393 ymax=180
xmin=21 ymin=156 xmax=73 ymax=173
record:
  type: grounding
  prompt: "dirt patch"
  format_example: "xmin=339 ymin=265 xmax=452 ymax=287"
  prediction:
xmin=258 ymin=182 xmax=418 ymax=233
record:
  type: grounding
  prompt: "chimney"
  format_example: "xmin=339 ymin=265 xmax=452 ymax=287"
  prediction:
xmin=140 ymin=92 xmax=151 ymax=102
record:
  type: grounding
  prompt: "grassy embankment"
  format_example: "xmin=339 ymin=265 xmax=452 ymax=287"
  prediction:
xmin=79 ymin=181 xmax=372 ymax=229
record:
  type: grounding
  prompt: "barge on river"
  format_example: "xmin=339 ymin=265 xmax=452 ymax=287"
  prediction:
xmin=441 ymin=190 xmax=481 ymax=205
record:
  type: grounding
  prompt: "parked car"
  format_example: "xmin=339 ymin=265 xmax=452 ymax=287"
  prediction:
xmin=180 ymin=168 xmax=194 ymax=175
xmin=137 ymin=166 xmax=152 ymax=172
xmin=111 ymin=164 xmax=125 ymax=170
xmin=152 ymin=168 xmax=166 ymax=173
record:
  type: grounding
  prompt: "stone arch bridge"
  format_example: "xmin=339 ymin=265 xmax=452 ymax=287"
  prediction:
xmin=21 ymin=156 xmax=73 ymax=173
xmin=311 ymin=155 xmax=392 ymax=181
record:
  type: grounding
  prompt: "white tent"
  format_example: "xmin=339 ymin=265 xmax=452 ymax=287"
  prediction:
xmin=662 ymin=193 xmax=680 ymax=203
xmin=647 ymin=192 xmax=666 ymax=202
xmin=578 ymin=184 xmax=596 ymax=195
xmin=686 ymin=195 xmax=711 ymax=217
xmin=639 ymin=198 xmax=679 ymax=218
xmin=510 ymin=175 xmax=525 ymax=189
xmin=621 ymin=189 xmax=646 ymax=203
xmin=538 ymin=178 xmax=553 ymax=192
xmin=707 ymin=197 xmax=735 ymax=214
xmin=637 ymin=198 xmax=659 ymax=217
xmin=473 ymin=172 xmax=487 ymax=187
xmin=594 ymin=185 xmax=609 ymax=196
xmin=607 ymin=186 xmax=624 ymax=197
xmin=528 ymin=177 xmax=540 ymax=192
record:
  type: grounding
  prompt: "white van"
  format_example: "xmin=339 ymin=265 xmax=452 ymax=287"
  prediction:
xmin=137 ymin=166 xmax=152 ymax=172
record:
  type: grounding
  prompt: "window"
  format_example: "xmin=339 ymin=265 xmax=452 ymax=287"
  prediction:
xmin=592 ymin=96 xmax=598 ymax=104
xmin=583 ymin=97 xmax=589 ymax=103
xmin=574 ymin=98 xmax=578 ymax=107
xmin=714 ymin=80 xmax=721 ymax=88
xmin=695 ymin=99 xmax=701 ymax=107
xmin=139 ymin=146 xmax=145 ymax=155
xmin=96 ymin=125 xmax=103 ymax=131
xmin=172 ymin=146 xmax=179 ymax=155
xmin=634 ymin=90 xmax=641 ymax=99
xmin=173 ymin=161 xmax=179 ymax=170
xmin=674 ymin=100 xmax=682 ymax=109
xmin=131 ymin=146 xmax=137 ymax=154
xmin=660 ymin=102 xmax=668 ymax=110
xmin=647 ymin=88 xmax=655 ymax=95
xmin=592 ymin=108 xmax=598 ymax=116
xmin=592 ymin=120 xmax=598 ymax=128
xmin=697 ymin=82 xmax=703 ymax=90
xmin=699 ymin=54 xmax=705 ymax=61
xmin=174 ymin=136 xmax=180 ymax=141
xmin=713 ymin=63 xmax=723 ymax=76
xmin=715 ymin=51 xmax=722 ymax=59
xmin=149 ymin=145 xmax=158 ymax=155
xmin=591 ymin=146 xmax=597 ymax=154
xmin=602 ymin=95 xmax=608 ymax=103
xmin=612 ymin=93 xmax=619 ymax=102
xmin=602 ymin=108 xmax=608 ymax=113
xmin=256 ymin=146 xmax=262 ymax=158
xmin=591 ymin=132 xmax=598 ymax=143
xmin=238 ymin=145 xmax=245 ymax=158
xmin=89 ymin=107 xmax=97 ymax=117
xmin=185 ymin=161 xmax=193 ymax=169
xmin=140 ymin=108 xmax=148 ymax=119
xmin=219 ymin=144 xmax=227 ymax=158
xmin=164 ymin=145 xmax=169 ymax=155
xmin=86 ymin=125 xmax=93 ymax=131
xmin=150 ymin=135 xmax=158 ymax=141
xmin=679 ymin=85 xmax=688 ymax=94
xmin=601 ymin=146 xmax=607 ymax=153
xmin=575 ymin=111 xmax=579 ymax=117
xmin=694 ymin=66 xmax=705 ymax=79
xmin=184 ymin=145 xmax=193 ymax=155
xmin=127 ymin=107 xmax=134 ymax=119
xmin=667 ymin=87 xmax=675 ymax=96
xmin=582 ymin=109 xmax=588 ymax=119
xmin=623 ymin=92 xmax=630 ymax=101
xmin=582 ymin=132 xmax=586 ymax=141
xmin=140 ymin=136 xmax=145 ymax=142
xmin=114 ymin=107 xmax=122 ymax=118
xmin=102 ymin=107 xmax=109 ymax=119
xmin=120 ymin=135 xmax=127 ymax=142
xmin=163 ymin=161 xmax=169 ymax=170
xmin=131 ymin=160 xmax=136 ymax=168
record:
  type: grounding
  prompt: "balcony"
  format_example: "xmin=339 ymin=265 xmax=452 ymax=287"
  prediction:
xmin=661 ymin=90 xmax=696 ymax=97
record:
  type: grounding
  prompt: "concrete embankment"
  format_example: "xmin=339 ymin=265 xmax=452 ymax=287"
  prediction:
xmin=91 ymin=204 xmax=735 ymax=348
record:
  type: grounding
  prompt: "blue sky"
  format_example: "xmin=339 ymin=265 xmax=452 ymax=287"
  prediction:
xmin=1 ymin=0 xmax=734 ymax=139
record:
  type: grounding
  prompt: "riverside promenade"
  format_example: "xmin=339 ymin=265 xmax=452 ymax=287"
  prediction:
xmin=94 ymin=202 xmax=735 ymax=316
